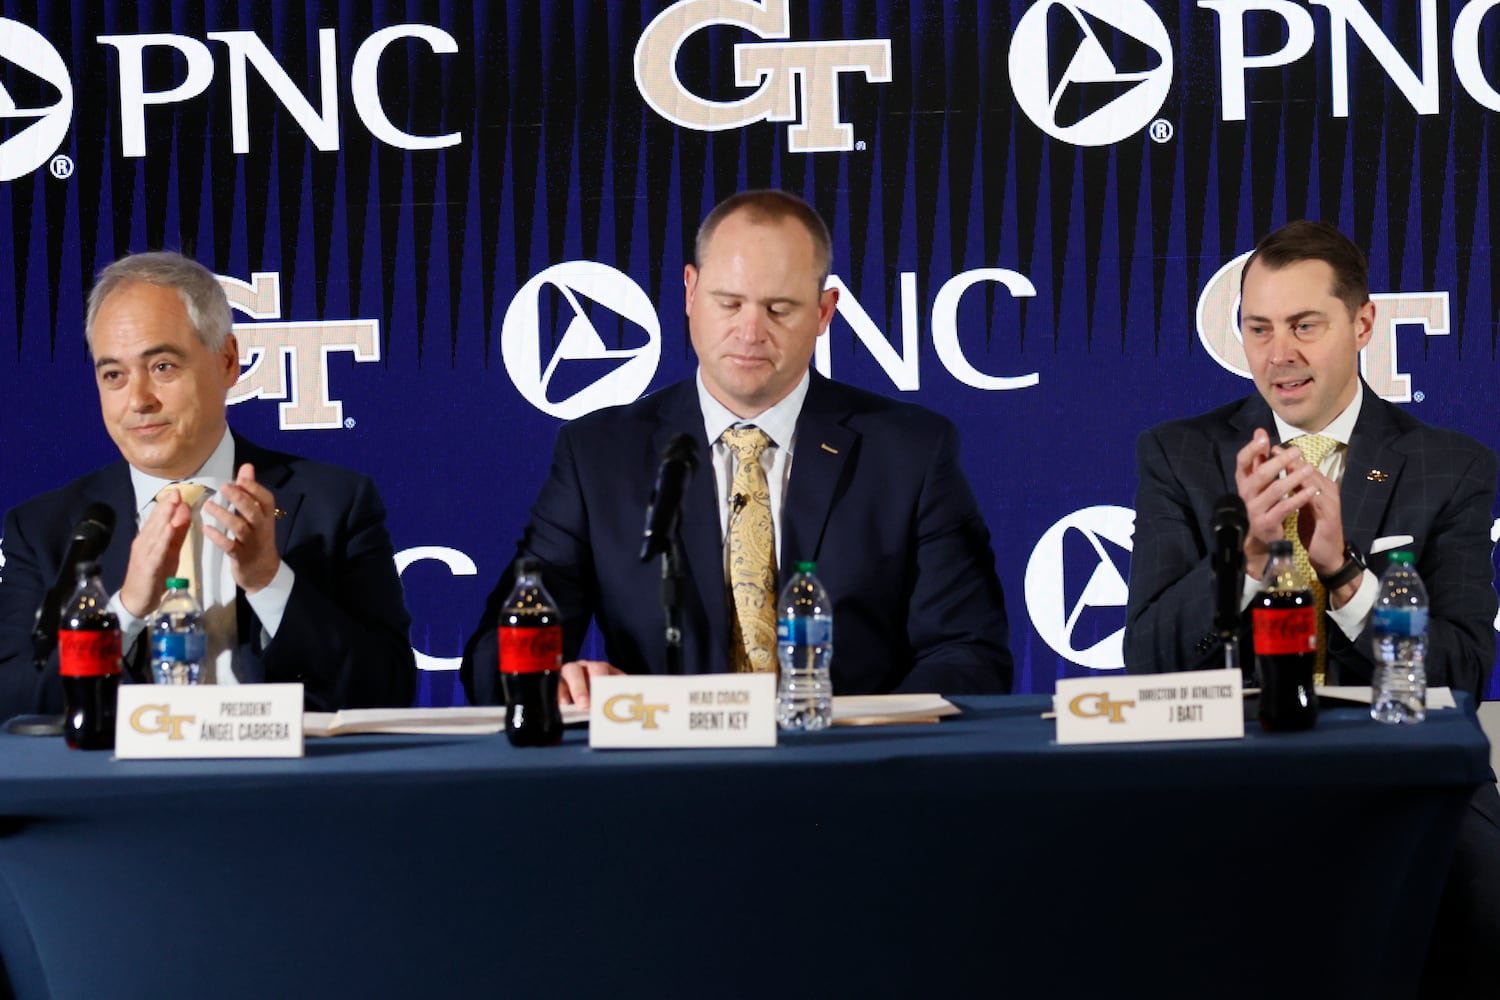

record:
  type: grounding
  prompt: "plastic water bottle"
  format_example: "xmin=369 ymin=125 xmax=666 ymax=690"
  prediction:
xmin=150 ymin=577 xmax=206 ymax=685
xmin=1371 ymin=551 xmax=1427 ymax=724
xmin=776 ymin=561 xmax=833 ymax=732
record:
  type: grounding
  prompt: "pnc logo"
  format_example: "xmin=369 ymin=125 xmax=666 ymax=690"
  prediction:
xmin=1009 ymin=0 xmax=1172 ymax=147
xmin=502 ymin=261 xmax=660 ymax=420
xmin=634 ymin=0 xmax=892 ymax=153
xmin=603 ymin=693 xmax=670 ymax=729
xmin=1068 ymin=691 xmax=1135 ymax=723
xmin=130 ymin=704 xmax=197 ymax=740
xmin=0 ymin=18 xmax=73 ymax=181
xmin=1025 ymin=505 xmax=1135 ymax=671
xmin=221 ymin=272 xmax=381 ymax=430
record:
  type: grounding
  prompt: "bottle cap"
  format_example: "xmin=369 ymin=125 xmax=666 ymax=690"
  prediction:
xmin=166 ymin=577 xmax=189 ymax=589
xmin=74 ymin=559 xmax=100 ymax=575
xmin=1388 ymin=550 xmax=1414 ymax=565
xmin=1267 ymin=539 xmax=1294 ymax=558
xmin=513 ymin=556 xmax=538 ymax=577
xmin=795 ymin=560 xmax=816 ymax=573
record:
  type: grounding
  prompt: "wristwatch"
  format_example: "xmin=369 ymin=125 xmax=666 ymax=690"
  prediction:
xmin=1318 ymin=543 xmax=1366 ymax=590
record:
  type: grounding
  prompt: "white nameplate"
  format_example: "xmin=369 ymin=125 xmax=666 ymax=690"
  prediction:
xmin=588 ymin=674 xmax=777 ymax=748
xmin=1053 ymin=669 xmax=1244 ymax=745
xmin=115 ymin=684 xmax=305 ymax=759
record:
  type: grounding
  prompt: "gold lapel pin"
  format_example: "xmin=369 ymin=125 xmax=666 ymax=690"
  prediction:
xmin=273 ymin=507 xmax=288 ymax=519
xmin=1366 ymin=470 xmax=1389 ymax=483
xmin=820 ymin=443 xmax=839 ymax=455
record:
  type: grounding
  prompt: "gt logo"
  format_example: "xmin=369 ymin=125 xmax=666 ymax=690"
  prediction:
xmin=634 ymin=0 xmax=891 ymax=152
xmin=130 ymin=704 xmax=197 ymax=740
xmin=603 ymin=693 xmax=670 ymax=729
xmin=221 ymin=271 xmax=381 ymax=430
xmin=1067 ymin=692 xmax=1135 ymax=723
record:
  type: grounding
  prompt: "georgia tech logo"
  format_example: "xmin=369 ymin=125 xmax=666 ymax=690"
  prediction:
xmin=1025 ymin=505 xmax=1135 ymax=671
xmin=1008 ymin=0 xmax=1172 ymax=147
xmin=130 ymin=704 xmax=197 ymax=740
xmin=502 ymin=261 xmax=660 ymax=420
xmin=221 ymin=272 xmax=381 ymax=430
xmin=603 ymin=693 xmax=670 ymax=729
xmin=1195 ymin=252 xmax=1451 ymax=404
xmin=634 ymin=0 xmax=892 ymax=153
xmin=0 ymin=18 xmax=73 ymax=181
xmin=1068 ymin=692 xmax=1135 ymax=723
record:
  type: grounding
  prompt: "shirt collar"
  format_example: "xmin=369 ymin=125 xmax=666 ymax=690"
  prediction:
xmin=1273 ymin=382 xmax=1363 ymax=448
xmin=697 ymin=369 xmax=810 ymax=449
xmin=129 ymin=428 xmax=236 ymax=517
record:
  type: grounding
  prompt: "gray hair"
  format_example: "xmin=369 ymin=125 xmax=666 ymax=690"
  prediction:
xmin=85 ymin=251 xmax=233 ymax=353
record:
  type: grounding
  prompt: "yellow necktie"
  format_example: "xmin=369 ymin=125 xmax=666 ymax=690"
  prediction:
xmin=722 ymin=427 xmax=778 ymax=674
xmin=1281 ymin=434 xmax=1338 ymax=685
xmin=157 ymin=482 xmax=208 ymax=604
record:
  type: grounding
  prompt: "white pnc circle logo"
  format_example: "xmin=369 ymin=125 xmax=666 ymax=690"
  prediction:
xmin=0 ymin=19 xmax=73 ymax=182
xmin=502 ymin=262 xmax=661 ymax=420
xmin=1024 ymin=505 xmax=1136 ymax=671
xmin=1009 ymin=0 xmax=1172 ymax=147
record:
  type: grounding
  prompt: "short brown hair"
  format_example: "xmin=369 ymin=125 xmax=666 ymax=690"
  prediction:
xmin=1241 ymin=220 xmax=1370 ymax=317
xmin=695 ymin=190 xmax=833 ymax=288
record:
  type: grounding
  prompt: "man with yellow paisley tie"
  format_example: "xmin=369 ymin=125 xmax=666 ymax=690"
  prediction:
xmin=464 ymin=190 xmax=1012 ymax=707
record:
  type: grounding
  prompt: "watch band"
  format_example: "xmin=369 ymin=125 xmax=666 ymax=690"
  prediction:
xmin=1318 ymin=545 xmax=1365 ymax=590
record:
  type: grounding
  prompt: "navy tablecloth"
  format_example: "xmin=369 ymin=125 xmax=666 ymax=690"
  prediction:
xmin=0 ymin=695 xmax=1489 ymax=999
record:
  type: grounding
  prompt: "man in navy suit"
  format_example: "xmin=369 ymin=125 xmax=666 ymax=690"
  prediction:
xmin=462 ymin=190 xmax=1011 ymax=705
xmin=1124 ymin=221 xmax=1498 ymax=996
xmin=0 ymin=252 xmax=415 ymax=719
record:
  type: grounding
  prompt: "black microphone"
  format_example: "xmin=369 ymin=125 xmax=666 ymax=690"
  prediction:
xmin=639 ymin=434 xmax=699 ymax=562
xmin=1210 ymin=493 xmax=1248 ymax=637
xmin=31 ymin=502 xmax=116 ymax=667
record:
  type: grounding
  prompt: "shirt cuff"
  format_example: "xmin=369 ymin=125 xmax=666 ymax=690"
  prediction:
xmin=243 ymin=562 xmax=295 ymax=640
xmin=109 ymin=592 xmax=149 ymax=650
xmin=1327 ymin=569 xmax=1378 ymax=641
xmin=1237 ymin=572 xmax=1261 ymax=612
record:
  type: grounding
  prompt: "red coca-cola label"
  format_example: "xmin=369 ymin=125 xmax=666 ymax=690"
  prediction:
xmin=1252 ymin=607 xmax=1317 ymax=655
xmin=58 ymin=630 xmax=123 ymax=677
xmin=499 ymin=626 xmax=562 ymax=674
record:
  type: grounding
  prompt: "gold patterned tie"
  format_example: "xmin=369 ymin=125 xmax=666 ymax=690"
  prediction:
xmin=722 ymin=427 xmax=778 ymax=673
xmin=157 ymin=482 xmax=208 ymax=604
xmin=1281 ymin=434 xmax=1338 ymax=685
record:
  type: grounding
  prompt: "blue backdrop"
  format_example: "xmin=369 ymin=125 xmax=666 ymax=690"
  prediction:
xmin=1 ymin=0 xmax=1497 ymax=702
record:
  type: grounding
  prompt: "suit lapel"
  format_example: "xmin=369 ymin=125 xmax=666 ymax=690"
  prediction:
xmin=652 ymin=388 xmax=728 ymax=655
xmin=229 ymin=435 xmax=301 ymax=651
xmin=90 ymin=463 xmax=137 ymax=587
xmin=1339 ymin=390 xmax=1405 ymax=551
xmin=781 ymin=375 xmax=855 ymax=571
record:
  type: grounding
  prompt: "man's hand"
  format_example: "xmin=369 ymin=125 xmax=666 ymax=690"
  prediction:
xmin=559 ymin=660 xmax=624 ymax=709
xmin=1234 ymin=428 xmax=1345 ymax=583
xmin=204 ymin=464 xmax=283 ymax=594
xmin=118 ymin=489 xmax=192 ymax=618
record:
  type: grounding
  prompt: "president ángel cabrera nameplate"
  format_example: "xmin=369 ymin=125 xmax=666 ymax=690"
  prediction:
xmin=115 ymin=684 xmax=305 ymax=758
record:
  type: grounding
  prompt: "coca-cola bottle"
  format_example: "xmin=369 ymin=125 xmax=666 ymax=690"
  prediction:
xmin=1252 ymin=539 xmax=1319 ymax=731
xmin=497 ymin=558 xmax=564 ymax=747
xmin=58 ymin=560 xmax=122 ymax=750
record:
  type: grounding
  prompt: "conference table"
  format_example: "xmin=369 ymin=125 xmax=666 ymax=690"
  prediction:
xmin=0 ymin=695 xmax=1489 ymax=999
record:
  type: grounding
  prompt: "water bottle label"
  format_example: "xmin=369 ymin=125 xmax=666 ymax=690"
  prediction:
xmin=59 ymin=630 xmax=123 ymax=677
xmin=152 ymin=633 xmax=206 ymax=662
xmin=1251 ymin=607 xmax=1316 ymax=654
xmin=499 ymin=625 xmax=563 ymax=674
xmin=777 ymin=617 xmax=832 ymax=645
xmin=1373 ymin=607 xmax=1428 ymax=636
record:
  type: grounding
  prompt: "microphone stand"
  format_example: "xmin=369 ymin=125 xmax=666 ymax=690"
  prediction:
xmin=659 ymin=518 xmax=686 ymax=676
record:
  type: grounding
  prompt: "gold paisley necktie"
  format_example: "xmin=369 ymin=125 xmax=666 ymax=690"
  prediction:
xmin=1281 ymin=434 xmax=1338 ymax=685
xmin=722 ymin=427 xmax=778 ymax=673
xmin=157 ymin=482 xmax=208 ymax=604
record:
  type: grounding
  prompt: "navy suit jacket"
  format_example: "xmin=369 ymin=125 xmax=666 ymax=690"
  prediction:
xmin=1124 ymin=384 xmax=1498 ymax=696
xmin=461 ymin=373 xmax=1012 ymax=700
xmin=0 ymin=434 xmax=417 ymax=718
